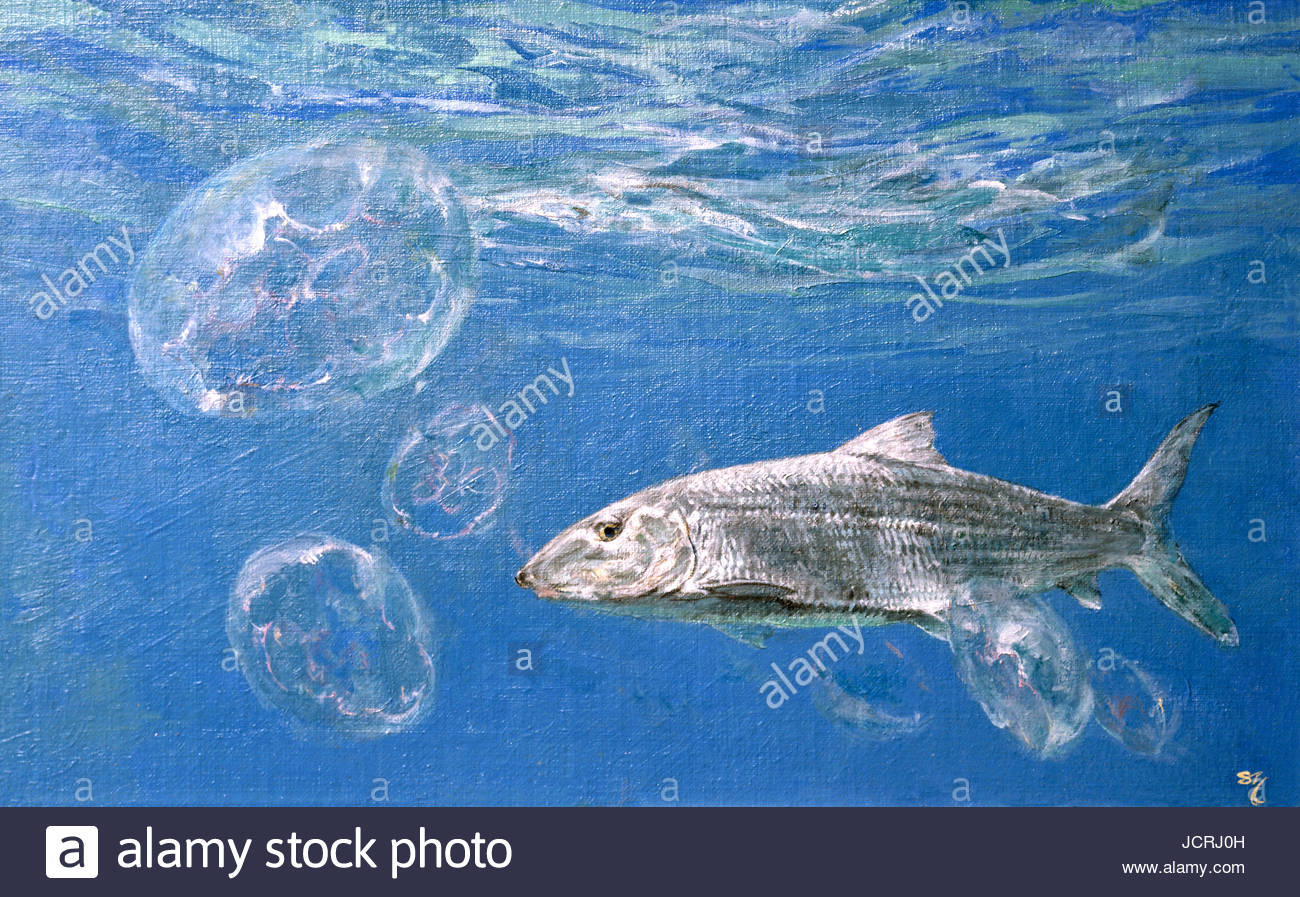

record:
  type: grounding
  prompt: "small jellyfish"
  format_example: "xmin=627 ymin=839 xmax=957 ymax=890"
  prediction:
xmin=129 ymin=141 xmax=475 ymax=417
xmin=1091 ymin=656 xmax=1184 ymax=758
xmin=946 ymin=582 xmax=1093 ymax=756
xmin=228 ymin=535 xmax=435 ymax=737
xmin=382 ymin=403 xmax=512 ymax=539
xmin=811 ymin=662 xmax=930 ymax=742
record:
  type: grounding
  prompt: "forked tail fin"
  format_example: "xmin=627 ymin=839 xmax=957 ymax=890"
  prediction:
xmin=1106 ymin=404 xmax=1238 ymax=647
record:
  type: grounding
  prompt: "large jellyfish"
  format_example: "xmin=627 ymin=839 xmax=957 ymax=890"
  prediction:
xmin=382 ymin=403 xmax=513 ymax=539
xmin=946 ymin=582 xmax=1094 ymax=757
xmin=129 ymin=141 xmax=475 ymax=416
xmin=227 ymin=535 xmax=435 ymax=737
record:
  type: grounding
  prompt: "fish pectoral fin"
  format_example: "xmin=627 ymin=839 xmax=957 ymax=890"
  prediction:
xmin=834 ymin=411 xmax=948 ymax=467
xmin=1059 ymin=574 xmax=1102 ymax=609
xmin=711 ymin=623 xmax=774 ymax=648
xmin=700 ymin=580 xmax=796 ymax=601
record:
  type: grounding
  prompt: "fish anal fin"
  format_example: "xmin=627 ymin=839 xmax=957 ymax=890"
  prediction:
xmin=1059 ymin=574 xmax=1102 ymax=610
xmin=835 ymin=411 xmax=948 ymax=467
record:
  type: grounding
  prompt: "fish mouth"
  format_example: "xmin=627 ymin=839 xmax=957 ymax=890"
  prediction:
xmin=515 ymin=565 xmax=563 ymax=599
xmin=514 ymin=566 xmax=619 ymax=603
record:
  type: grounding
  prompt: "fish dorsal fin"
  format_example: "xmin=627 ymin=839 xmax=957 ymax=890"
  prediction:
xmin=835 ymin=412 xmax=948 ymax=467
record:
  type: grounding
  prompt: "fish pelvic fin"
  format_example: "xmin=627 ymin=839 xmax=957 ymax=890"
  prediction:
xmin=1106 ymin=404 xmax=1238 ymax=647
xmin=911 ymin=614 xmax=950 ymax=642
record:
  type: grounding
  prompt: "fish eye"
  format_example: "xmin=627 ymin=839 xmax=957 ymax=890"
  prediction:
xmin=595 ymin=520 xmax=623 ymax=541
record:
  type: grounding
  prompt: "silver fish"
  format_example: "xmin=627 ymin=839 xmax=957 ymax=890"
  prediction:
xmin=516 ymin=405 xmax=1237 ymax=647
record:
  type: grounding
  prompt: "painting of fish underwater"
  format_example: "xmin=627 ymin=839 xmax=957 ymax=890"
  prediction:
xmin=1 ymin=0 xmax=1296 ymax=808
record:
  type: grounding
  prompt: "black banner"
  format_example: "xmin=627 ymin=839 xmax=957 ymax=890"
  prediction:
xmin=6 ymin=807 xmax=1294 ymax=895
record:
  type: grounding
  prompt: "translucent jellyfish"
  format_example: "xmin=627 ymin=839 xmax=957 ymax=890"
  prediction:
xmin=946 ymin=583 xmax=1094 ymax=756
xmin=228 ymin=535 xmax=435 ymax=737
xmin=1091 ymin=655 xmax=1184 ymax=758
xmin=382 ymin=403 xmax=512 ymax=539
xmin=811 ymin=657 xmax=930 ymax=742
xmin=129 ymin=141 xmax=475 ymax=416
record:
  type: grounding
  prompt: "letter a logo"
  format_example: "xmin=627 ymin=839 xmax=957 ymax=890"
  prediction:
xmin=45 ymin=826 xmax=99 ymax=878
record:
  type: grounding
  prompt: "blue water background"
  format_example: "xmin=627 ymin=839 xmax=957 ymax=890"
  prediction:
xmin=1 ymin=0 xmax=1297 ymax=805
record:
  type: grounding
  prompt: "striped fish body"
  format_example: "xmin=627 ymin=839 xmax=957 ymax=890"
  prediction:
xmin=650 ymin=450 xmax=1143 ymax=621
